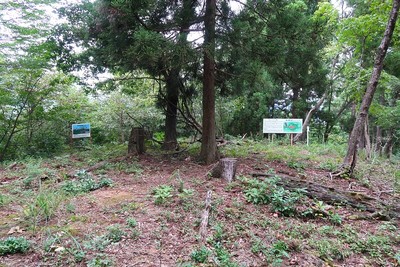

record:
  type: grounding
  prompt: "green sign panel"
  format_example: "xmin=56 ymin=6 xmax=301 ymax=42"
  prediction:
xmin=283 ymin=121 xmax=302 ymax=133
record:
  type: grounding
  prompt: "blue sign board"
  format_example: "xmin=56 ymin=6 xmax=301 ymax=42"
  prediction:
xmin=72 ymin=123 xmax=91 ymax=139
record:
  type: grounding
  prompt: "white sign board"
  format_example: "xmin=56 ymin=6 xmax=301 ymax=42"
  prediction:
xmin=263 ymin=119 xmax=303 ymax=134
xmin=72 ymin=123 xmax=91 ymax=139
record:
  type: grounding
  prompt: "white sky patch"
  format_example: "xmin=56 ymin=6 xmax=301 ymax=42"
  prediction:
xmin=230 ymin=0 xmax=245 ymax=14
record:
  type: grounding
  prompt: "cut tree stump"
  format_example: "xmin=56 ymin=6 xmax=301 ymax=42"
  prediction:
xmin=128 ymin=127 xmax=145 ymax=155
xmin=210 ymin=158 xmax=238 ymax=183
xmin=199 ymin=190 xmax=212 ymax=244
xmin=251 ymin=172 xmax=400 ymax=220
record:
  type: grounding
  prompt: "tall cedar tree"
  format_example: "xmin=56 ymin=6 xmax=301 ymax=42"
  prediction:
xmin=55 ymin=0 xmax=200 ymax=150
xmin=200 ymin=0 xmax=219 ymax=164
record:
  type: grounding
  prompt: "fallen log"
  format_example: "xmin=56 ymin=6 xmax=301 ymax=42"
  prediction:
xmin=251 ymin=172 xmax=400 ymax=220
xmin=199 ymin=190 xmax=212 ymax=244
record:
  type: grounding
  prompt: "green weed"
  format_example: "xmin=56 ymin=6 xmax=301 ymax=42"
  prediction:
xmin=351 ymin=235 xmax=393 ymax=259
xmin=24 ymin=190 xmax=64 ymax=231
xmin=84 ymin=235 xmax=110 ymax=252
xmin=287 ymin=161 xmax=306 ymax=171
xmin=190 ymin=246 xmax=210 ymax=263
xmin=328 ymin=212 xmax=342 ymax=225
xmin=43 ymin=230 xmax=86 ymax=263
xmin=0 ymin=193 xmax=9 ymax=206
xmin=87 ymin=253 xmax=113 ymax=267
xmin=126 ymin=217 xmax=138 ymax=228
xmin=62 ymin=171 xmax=113 ymax=195
xmin=312 ymin=239 xmax=351 ymax=261
xmin=270 ymin=187 xmax=304 ymax=216
xmin=105 ymin=224 xmax=126 ymax=243
xmin=0 ymin=237 xmax=30 ymax=255
xmin=152 ymin=185 xmax=173 ymax=205
xmin=266 ymin=241 xmax=290 ymax=266
xmin=243 ymin=176 xmax=304 ymax=216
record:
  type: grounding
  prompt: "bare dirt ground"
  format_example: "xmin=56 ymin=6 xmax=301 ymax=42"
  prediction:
xmin=0 ymin=150 xmax=399 ymax=267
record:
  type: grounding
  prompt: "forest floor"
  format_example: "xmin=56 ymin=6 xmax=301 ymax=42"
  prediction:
xmin=0 ymin=140 xmax=399 ymax=267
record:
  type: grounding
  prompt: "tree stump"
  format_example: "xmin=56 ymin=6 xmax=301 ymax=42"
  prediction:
xmin=210 ymin=158 xmax=238 ymax=183
xmin=128 ymin=127 xmax=145 ymax=155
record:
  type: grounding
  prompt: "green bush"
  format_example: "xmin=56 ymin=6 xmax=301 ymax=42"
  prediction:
xmin=0 ymin=237 xmax=30 ymax=255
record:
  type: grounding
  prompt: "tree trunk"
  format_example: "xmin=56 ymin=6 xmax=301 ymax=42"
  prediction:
xmin=363 ymin=118 xmax=372 ymax=159
xmin=294 ymin=92 xmax=327 ymax=142
xmin=375 ymin=91 xmax=385 ymax=155
xmin=128 ymin=127 xmax=145 ymax=155
xmin=338 ymin=0 xmax=399 ymax=177
xmin=200 ymin=0 xmax=219 ymax=164
xmin=291 ymin=87 xmax=300 ymax=118
xmin=119 ymin=111 xmax=125 ymax=143
xmin=162 ymin=0 xmax=195 ymax=151
xmin=162 ymin=73 xmax=179 ymax=150
xmin=375 ymin=126 xmax=383 ymax=156
xmin=383 ymin=129 xmax=394 ymax=158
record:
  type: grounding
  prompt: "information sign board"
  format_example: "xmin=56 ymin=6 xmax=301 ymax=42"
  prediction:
xmin=72 ymin=123 xmax=91 ymax=139
xmin=263 ymin=119 xmax=303 ymax=134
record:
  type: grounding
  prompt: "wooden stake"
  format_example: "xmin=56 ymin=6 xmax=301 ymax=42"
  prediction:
xmin=199 ymin=190 xmax=212 ymax=244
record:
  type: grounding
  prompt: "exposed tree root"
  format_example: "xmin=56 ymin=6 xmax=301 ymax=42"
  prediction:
xmin=331 ymin=165 xmax=353 ymax=179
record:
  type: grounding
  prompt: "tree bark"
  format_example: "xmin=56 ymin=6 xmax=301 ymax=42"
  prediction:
xmin=383 ymin=129 xmax=394 ymax=158
xmin=200 ymin=0 xmax=219 ymax=164
xmin=162 ymin=73 xmax=180 ymax=150
xmin=363 ymin=118 xmax=372 ymax=159
xmin=162 ymin=0 xmax=196 ymax=151
xmin=291 ymin=87 xmax=300 ymax=118
xmin=374 ymin=92 xmax=385 ymax=155
xmin=210 ymin=158 xmax=238 ymax=183
xmin=128 ymin=127 xmax=145 ymax=155
xmin=338 ymin=0 xmax=399 ymax=177
xmin=375 ymin=126 xmax=383 ymax=156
